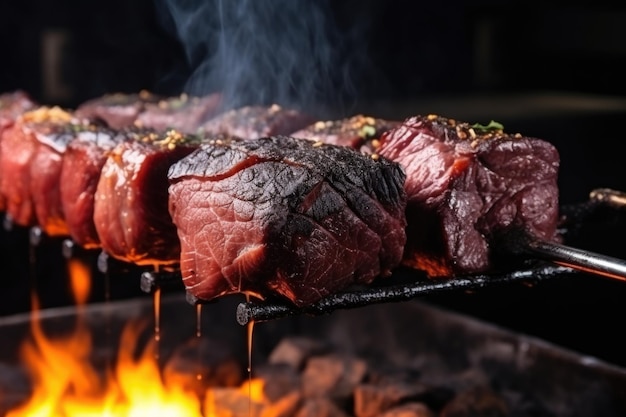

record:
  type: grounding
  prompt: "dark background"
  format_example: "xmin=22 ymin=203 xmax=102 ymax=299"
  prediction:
xmin=2 ymin=0 xmax=626 ymax=367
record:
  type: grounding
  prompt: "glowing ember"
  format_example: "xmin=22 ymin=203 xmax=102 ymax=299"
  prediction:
xmin=3 ymin=263 xmax=268 ymax=417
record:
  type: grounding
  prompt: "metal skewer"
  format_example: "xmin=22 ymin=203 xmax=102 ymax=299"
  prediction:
xmin=235 ymin=264 xmax=576 ymax=325
xmin=236 ymin=188 xmax=626 ymax=325
xmin=520 ymin=187 xmax=626 ymax=282
xmin=521 ymin=237 xmax=626 ymax=282
xmin=589 ymin=188 xmax=626 ymax=208
xmin=140 ymin=270 xmax=185 ymax=293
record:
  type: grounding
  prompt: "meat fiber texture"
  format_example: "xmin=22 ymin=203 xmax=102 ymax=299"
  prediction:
xmin=199 ymin=104 xmax=315 ymax=140
xmin=0 ymin=91 xmax=37 ymax=212
xmin=0 ymin=106 xmax=76 ymax=229
xmin=135 ymin=93 xmax=223 ymax=134
xmin=168 ymin=135 xmax=407 ymax=307
xmin=377 ymin=115 xmax=561 ymax=277
xmin=93 ymin=129 xmax=203 ymax=266
xmin=74 ymin=91 xmax=162 ymax=130
xmin=292 ymin=115 xmax=401 ymax=153
xmin=59 ymin=126 xmax=124 ymax=248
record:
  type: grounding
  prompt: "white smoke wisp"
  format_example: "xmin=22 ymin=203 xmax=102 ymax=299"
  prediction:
xmin=154 ymin=0 xmax=373 ymax=116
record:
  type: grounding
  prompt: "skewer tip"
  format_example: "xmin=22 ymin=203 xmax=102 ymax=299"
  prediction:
xmin=29 ymin=226 xmax=43 ymax=247
xmin=236 ymin=303 xmax=252 ymax=326
xmin=185 ymin=291 xmax=200 ymax=305
xmin=2 ymin=214 xmax=13 ymax=232
xmin=61 ymin=239 xmax=75 ymax=259
xmin=97 ymin=251 xmax=109 ymax=274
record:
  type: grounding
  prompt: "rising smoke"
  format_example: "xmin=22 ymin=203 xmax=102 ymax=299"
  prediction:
xmin=154 ymin=0 xmax=375 ymax=116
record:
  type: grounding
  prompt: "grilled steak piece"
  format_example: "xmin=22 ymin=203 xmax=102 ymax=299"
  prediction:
xmin=0 ymin=91 xmax=37 ymax=130
xmin=377 ymin=115 xmax=561 ymax=277
xmin=30 ymin=122 xmax=92 ymax=237
xmin=168 ymin=135 xmax=407 ymax=307
xmin=199 ymin=104 xmax=315 ymax=139
xmin=0 ymin=91 xmax=37 ymax=212
xmin=94 ymin=129 xmax=204 ymax=265
xmin=59 ymin=126 xmax=124 ymax=248
xmin=135 ymin=93 xmax=222 ymax=133
xmin=75 ymin=91 xmax=161 ymax=130
xmin=292 ymin=115 xmax=401 ymax=153
xmin=0 ymin=107 xmax=76 ymax=228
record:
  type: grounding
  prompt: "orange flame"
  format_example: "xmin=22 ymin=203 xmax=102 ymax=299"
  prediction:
xmin=67 ymin=258 xmax=91 ymax=307
xmin=3 ymin=263 xmax=268 ymax=417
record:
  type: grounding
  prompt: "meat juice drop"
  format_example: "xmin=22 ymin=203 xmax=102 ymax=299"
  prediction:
xmin=96 ymin=251 xmax=114 ymax=369
xmin=28 ymin=226 xmax=43 ymax=308
xmin=196 ymin=303 xmax=202 ymax=382
xmin=153 ymin=286 xmax=161 ymax=363
xmin=246 ymin=294 xmax=255 ymax=417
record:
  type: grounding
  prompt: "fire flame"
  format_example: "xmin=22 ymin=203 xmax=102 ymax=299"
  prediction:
xmin=3 ymin=260 xmax=268 ymax=417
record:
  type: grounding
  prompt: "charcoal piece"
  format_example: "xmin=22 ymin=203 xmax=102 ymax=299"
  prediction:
xmin=94 ymin=129 xmax=204 ymax=265
xmin=380 ymin=403 xmax=434 ymax=417
xmin=163 ymin=337 xmax=244 ymax=392
xmin=378 ymin=115 xmax=560 ymax=276
xmin=292 ymin=115 xmax=401 ymax=154
xmin=268 ymin=337 xmax=330 ymax=370
xmin=254 ymin=363 xmax=302 ymax=402
xmin=296 ymin=398 xmax=351 ymax=417
xmin=439 ymin=386 xmax=509 ymax=417
xmin=354 ymin=382 xmax=440 ymax=417
xmin=199 ymin=104 xmax=315 ymax=139
xmin=168 ymin=136 xmax=407 ymax=307
xmin=261 ymin=390 xmax=302 ymax=417
xmin=301 ymin=354 xmax=368 ymax=399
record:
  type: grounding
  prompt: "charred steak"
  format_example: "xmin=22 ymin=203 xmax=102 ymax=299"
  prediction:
xmin=168 ymin=135 xmax=407 ymax=307
xmin=59 ymin=126 xmax=125 ymax=248
xmin=377 ymin=115 xmax=561 ymax=277
xmin=199 ymin=104 xmax=315 ymax=139
xmin=292 ymin=115 xmax=401 ymax=153
xmin=93 ymin=129 xmax=204 ymax=266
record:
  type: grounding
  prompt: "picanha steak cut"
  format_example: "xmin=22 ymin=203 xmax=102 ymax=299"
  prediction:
xmin=59 ymin=125 xmax=125 ymax=248
xmin=199 ymin=104 xmax=315 ymax=139
xmin=135 ymin=93 xmax=222 ymax=134
xmin=0 ymin=91 xmax=37 ymax=212
xmin=29 ymin=119 xmax=95 ymax=237
xmin=377 ymin=115 xmax=561 ymax=277
xmin=168 ymin=135 xmax=407 ymax=307
xmin=75 ymin=91 xmax=161 ymax=130
xmin=93 ymin=129 xmax=204 ymax=266
xmin=0 ymin=107 xmax=76 ymax=228
xmin=292 ymin=115 xmax=401 ymax=153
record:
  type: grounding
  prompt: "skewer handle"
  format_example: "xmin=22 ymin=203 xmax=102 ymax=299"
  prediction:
xmin=524 ymin=238 xmax=626 ymax=282
xmin=589 ymin=188 xmax=626 ymax=209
